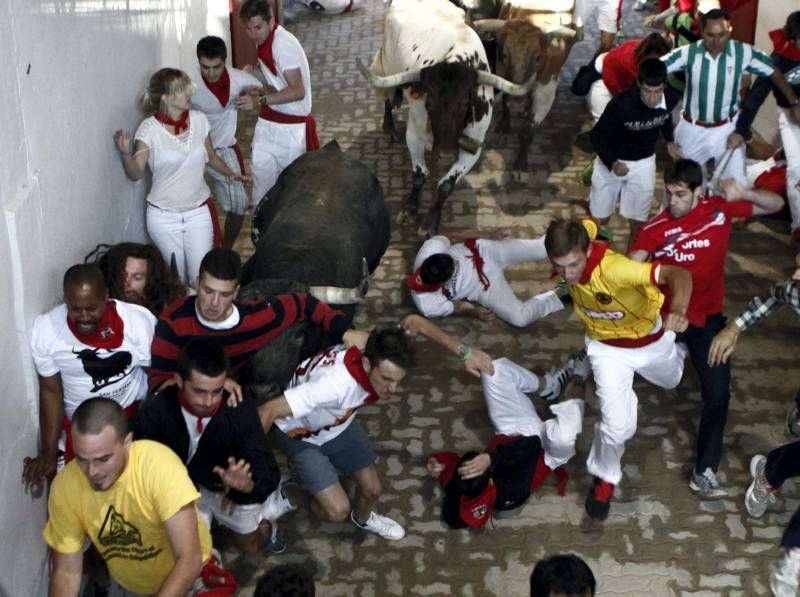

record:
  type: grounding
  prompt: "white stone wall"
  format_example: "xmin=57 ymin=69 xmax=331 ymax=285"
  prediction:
xmin=753 ymin=0 xmax=797 ymax=145
xmin=0 ymin=1 xmax=230 ymax=594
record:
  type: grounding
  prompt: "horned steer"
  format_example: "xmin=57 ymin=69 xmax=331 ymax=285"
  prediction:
xmin=241 ymin=140 xmax=390 ymax=401
xmin=357 ymin=0 xmax=534 ymax=237
xmin=473 ymin=0 xmax=577 ymax=173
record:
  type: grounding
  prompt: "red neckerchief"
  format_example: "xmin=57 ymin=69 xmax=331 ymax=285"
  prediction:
xmin=770 ymin=29 xmax=800 ymax=62
xmin=463 ymin=239 xmax=490 ymax=290
xmin=460 ymin=480 xmax=497 ymax=528
xmin=67 ymin=301 xmax=124 ymax=349
xmin=342 ymin=346 xmax=380 ymax=405
xmin=154 ymin=110 xmax=190 ymax=134
xmin=177 ymin=388 xmax=222 ymax=433
xmin=404 ymin=268 xmax=443 ymax=293
xmin=578 ymin=241 xmax=610 ymax=285
xmin=202 ymin=67 xmax=230 ymax=107
xmin=257 ymin=24 xmax=281 ymax=76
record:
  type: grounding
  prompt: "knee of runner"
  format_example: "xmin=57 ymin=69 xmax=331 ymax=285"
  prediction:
xmin=323 ymin=498 xmax=352 ymax=522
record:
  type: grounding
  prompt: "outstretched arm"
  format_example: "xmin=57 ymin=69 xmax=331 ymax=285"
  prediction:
xmin=22 ymin=374 xmax=64 ymax=490
xmin=113 ymin=130 xmax=149 ymax=181
xmin=718 ymin=178 xmax=783 ymax=216
xmin=402 ymin=314 xmax=493 ymax=377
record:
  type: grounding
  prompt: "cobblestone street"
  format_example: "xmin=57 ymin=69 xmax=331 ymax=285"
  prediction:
xmin=226 ymin=1 xmax=800 ymax=594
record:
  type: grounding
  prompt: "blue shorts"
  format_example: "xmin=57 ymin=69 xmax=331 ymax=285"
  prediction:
xmin=274 ymin=420 xmax=377 ymax=495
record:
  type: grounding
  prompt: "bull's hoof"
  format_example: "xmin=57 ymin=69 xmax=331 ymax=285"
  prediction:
xmin=418 ymin=210 xmax=442 ymax=238
xmin=511 ymin=169 xmax=532 ymax=184
xmin=395 ymin=207 xmax=416 ymax=225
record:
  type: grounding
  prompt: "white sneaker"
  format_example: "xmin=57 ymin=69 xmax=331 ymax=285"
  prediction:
xmin=351 ymin=510 xmax=405 ymax=541
xmin=771 ymin=548 xmax=800 ymax=597
xmin=745 ymin=455 xmax=777 ymax=518
xmin=540 ymin=366 xmax=569 ymax=402
xmin=261 ymin=482 xmax=297 ymax=522
xmin=566 ymin=348 xmax=591 ymax=381
xmin=688 ymin=467 xmax=728 ymax=500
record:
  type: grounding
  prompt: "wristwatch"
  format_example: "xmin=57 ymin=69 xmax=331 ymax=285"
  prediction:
xmin=258 ymin=95 xmax=268 ymax=106
xmin=456 ymin=343 xmax=471 ymax=360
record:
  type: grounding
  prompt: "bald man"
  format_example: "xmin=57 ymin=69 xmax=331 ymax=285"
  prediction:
xmin=22 ymin=264 xmax=156 ymax=489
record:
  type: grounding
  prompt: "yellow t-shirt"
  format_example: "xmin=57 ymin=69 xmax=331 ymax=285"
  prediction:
xmin=44 ymin=440 xmax=212 ymax=595
xmin=568 ymin=242 xmax=665 ymax=341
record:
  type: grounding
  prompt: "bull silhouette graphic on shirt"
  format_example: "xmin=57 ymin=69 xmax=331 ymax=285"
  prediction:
xmin=72 ymin=347 xmax=133 ymax=392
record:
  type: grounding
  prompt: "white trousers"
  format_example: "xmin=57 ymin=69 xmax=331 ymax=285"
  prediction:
xmin=573 ymin=0 xmax=619 ymax=33
xmin=586 ymin=330 xmax=685 ymax=485
xmin=146 ymin=203 xmax=212 ymax=289
xmin=469 ymin=239 xmax=564 ymax=327
xmin=675 ymin=117 xmax=747 ymax=186
xmin=251 ymin=118 xmax=307 ymax=206
xmin=481 ymin=358 xmax=584 ymax=469
xmin=779 ymin=107 xmax=800 ymax=233
xmin=589 ymin=154 xmax=656 ymax=222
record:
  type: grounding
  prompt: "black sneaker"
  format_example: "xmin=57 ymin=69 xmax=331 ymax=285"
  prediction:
xmin=585 ymin=478 xmax=614 ymax=521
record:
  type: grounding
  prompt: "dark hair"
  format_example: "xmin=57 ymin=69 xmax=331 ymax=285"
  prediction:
xmin=664 ymin=158 xmax=703 ymax=191
xmin=638 ymin=58 xmax=668 ymax=87
xmin=700 ymin=8 xmax=729 ymax=30
xmin=544 ymin=219 xmax=590 ymax=258
xmin=177 ymin=339 xmax=229 ymax=381
xmin=420 ymin=254 xmax=455 ymax=285
xmin=199 ymin=248 xmax=242 ymax=283
xmin=72 ymin=398 xmax=130 ymax=441
xmin=635 ymin=32 xmax=672 ymax=63
xmin=254 ymin=564 xmax=315 ymax=597
xmin=530 ymin=554 xmax=596 ymax=597
xmin=63 ymin=264 xmax=106 ymax=294
xmin=197 ymin=36 xmax=228 ymax=61
xmin=785 ymin=11 xmax=800 ymax=41
xmin=87 ymin=243 xmax=185 ymax=315
xmin=239 ymin=0 xmax=273 ymax=23
xmin=364 ymin=327 xmax=415 ymax=371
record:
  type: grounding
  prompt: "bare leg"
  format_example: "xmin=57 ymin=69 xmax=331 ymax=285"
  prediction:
xmin=312 ymin=482 xmax=352 ymax=522
xmin=351 ymin=465 xmax=383 ymax=523
xmin=232 ymin=520 xmax=272 ymax=556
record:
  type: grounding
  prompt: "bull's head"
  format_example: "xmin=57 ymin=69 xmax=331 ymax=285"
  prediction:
xmin=473 ymin=18 xmax=577 ymax=89
xmin=356 ymin=56 xmax=536 ymax=151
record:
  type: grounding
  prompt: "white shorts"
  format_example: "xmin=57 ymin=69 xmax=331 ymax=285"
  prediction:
xmin=206 ymin=146 xmax=248 ymax=216
xmin=573 ymin=0 xmax=620 ymax=34
xmin=251 ymin=118 xmax=307 ymax=206
xmin=674 ymin=116 xmax=747 ymax=185
xmin=589 ymin=154 xmax=656 ymax=222
xmin=197 ymin=486 xmax=265 ymax=535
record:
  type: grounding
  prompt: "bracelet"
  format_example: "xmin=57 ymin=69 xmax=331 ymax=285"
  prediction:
xmin=457 ymin=344 xmax=472 ymax=361
xmin=258 ymin=95 xmax=268 ymax=106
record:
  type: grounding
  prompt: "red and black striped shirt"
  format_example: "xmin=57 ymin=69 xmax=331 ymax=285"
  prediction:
xmin=149 ymin=293 xmax=349 ymax=390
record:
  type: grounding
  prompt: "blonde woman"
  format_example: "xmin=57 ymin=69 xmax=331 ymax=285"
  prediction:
xmin=114 ymin=68 xmax=247 ymax=288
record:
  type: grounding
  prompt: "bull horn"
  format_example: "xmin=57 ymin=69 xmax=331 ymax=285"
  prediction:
xmin=356 ymin=57 xmax=421 ymax=88
xmin=472 ymin=19 xmax=506 ymax=35
xmin=477 ymin=70 xmax=537 ymax=96
xmin=308 ymin=258 xmax=371 ymax=305
xmin=545 ymin=26 xmax=578 ymax=41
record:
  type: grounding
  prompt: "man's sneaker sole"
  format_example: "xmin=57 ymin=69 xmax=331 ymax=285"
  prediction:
xmin=688 ymin=477 xmax=728 ymax=500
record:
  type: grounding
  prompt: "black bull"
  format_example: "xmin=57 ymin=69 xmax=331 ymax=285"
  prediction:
xmin=240 ymin=141 xmax=390 ymax=402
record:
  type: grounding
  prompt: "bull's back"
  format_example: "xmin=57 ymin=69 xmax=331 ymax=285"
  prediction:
xmin=379 ymin=0 xmax=486 ymax=74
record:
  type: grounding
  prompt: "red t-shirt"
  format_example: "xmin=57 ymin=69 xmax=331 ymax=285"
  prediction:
xmin=602 ymin=40 xmax=640 ymax=96
xmin=630 ymin=196 xmax=754 ymax=327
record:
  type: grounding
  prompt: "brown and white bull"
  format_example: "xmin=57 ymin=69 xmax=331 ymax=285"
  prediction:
xmin=473 ymin=0 xmax=577 ymax=173
xmin=356 ymin=0 xmax=534 ymax=236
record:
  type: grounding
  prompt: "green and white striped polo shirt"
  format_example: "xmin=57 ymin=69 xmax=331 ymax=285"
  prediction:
xmin=662 ymin=39 xmax=774 ymax=123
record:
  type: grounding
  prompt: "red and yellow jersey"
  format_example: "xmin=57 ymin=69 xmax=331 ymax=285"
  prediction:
xmin=568 ymin=242 xmax=664 ymax=341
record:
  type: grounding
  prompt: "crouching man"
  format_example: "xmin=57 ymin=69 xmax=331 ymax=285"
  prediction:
xmin=134 ymin=339 xmax=294 ymax=555
xmin=427 ymin=358 xmax=587 ymax=528
xmin=259 ymin=315 xmax=493 ymax=540
xmin=44 ymin=398 xmax=214 ymax=596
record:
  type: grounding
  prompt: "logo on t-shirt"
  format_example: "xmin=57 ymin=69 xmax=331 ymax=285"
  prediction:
xmin=72 ymin=347 xmax=133 ymax=392
xmin=98 ymin=506 xmax=142 ymax=547
xmin=97 ymin=505 xmax=162 ymax=562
